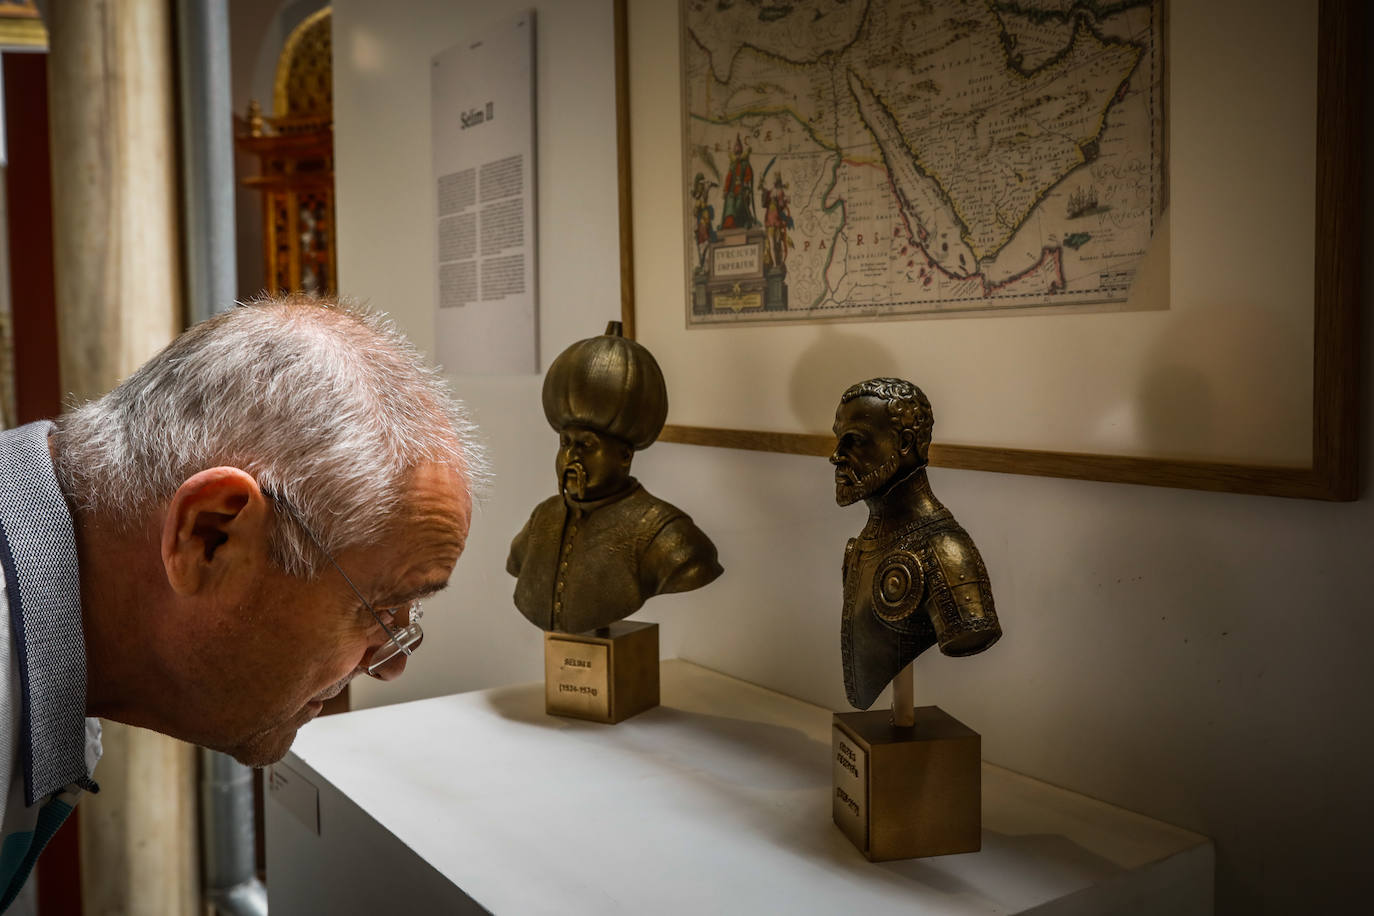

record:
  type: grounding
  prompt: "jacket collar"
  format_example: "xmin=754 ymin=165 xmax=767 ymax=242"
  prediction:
xmin=0 ymin=421 xmax=96 ymax=805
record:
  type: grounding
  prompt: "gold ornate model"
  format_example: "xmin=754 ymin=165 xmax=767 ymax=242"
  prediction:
xmin=273 ymin=7 xmax=332 ymax=119
xmin=508 ymin=322 xmax=723 ymax=633
xmin=831 ymin=378 xmax=1001 ymax=709
xmin=234 ymin=7 xmax=335 ymax=296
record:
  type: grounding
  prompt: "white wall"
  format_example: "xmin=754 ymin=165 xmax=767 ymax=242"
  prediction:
xmin=332 ymin=0 xmax=626 ymax=706
xmin=332 ymin=2 xmax=1374 ymax=912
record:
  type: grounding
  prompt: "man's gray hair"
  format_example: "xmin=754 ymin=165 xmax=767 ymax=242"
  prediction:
xmin=53 ymin=295 xmax=487 ymax=577
xmin=840 ymin=377 xmax=934 ymax=459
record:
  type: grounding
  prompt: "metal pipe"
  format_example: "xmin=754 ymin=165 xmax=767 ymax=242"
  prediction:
xmin=199 ymin=749 xmax=268 ymax=916
xmin=176 ymin=2 xmax=264 ymax=913
xmin=176 ymin=0 xmax=237 ymax=324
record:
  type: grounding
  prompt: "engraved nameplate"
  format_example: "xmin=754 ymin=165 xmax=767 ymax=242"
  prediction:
xmin=832 ymin=724 xmax=868 ymax=852
xmin=545 ymin=637 xmax=610 ymax=721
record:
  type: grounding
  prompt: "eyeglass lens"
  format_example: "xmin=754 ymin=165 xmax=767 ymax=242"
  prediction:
xmin=367 ymin=605 xmax=424 ymax=676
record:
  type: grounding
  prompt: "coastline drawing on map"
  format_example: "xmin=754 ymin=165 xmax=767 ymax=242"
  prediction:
xmin=681 ymin=0 xmax=1166 ymax=326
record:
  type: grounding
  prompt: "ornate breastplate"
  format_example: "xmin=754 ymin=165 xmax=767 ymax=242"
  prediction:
xmin=841 ymin=510 xmax=1000 ymax=709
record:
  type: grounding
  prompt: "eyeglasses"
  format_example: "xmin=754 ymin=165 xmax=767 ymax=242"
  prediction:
xmin=262 ymin=489 xmax=423 ymax=678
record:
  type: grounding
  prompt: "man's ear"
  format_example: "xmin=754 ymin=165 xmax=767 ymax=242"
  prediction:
xmin=161 ymin=468 xmax=270 ymax=597
xmin=898 ymin=428 xmax=918 ymax=457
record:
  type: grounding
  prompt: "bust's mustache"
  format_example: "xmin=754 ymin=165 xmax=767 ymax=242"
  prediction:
xmin=560 ymin=462 xmax=588 ymax=500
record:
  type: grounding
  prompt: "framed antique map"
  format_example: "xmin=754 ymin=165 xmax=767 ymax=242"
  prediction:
xmin=615 ymin=0 xmax=1360 ymax=500
xmin=680 ymin=0 xmax=1166 ymax=326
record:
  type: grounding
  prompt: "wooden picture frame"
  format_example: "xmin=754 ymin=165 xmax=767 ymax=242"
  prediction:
xmin=613 ymin=0 xmax=1361 ymax=501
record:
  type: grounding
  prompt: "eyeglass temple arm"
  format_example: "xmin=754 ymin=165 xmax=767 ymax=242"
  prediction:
xmin=260 ymin=488 xmax=414 ymax=659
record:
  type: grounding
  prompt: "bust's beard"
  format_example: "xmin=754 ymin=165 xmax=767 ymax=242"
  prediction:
xmin=835 ymin=452 xmax=899 ymax=507
xmin=560 ymin=463 xmax=587 ymax=501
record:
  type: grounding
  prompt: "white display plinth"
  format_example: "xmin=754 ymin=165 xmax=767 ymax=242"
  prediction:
xmin=266 ymin=660 xmax=1212 ymax=915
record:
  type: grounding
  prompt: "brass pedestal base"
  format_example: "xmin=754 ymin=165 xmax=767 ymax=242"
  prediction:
xmin=832 ymin=707 xmax=981 ymax=861
xmin=544 ymin=621 xmax=659 ymax=724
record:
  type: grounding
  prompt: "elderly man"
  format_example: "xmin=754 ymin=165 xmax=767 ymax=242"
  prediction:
xmin=0 ymin=296 xmax=481 ymax=904
xmin=830 ymin=378 xmax=1000 ymax=709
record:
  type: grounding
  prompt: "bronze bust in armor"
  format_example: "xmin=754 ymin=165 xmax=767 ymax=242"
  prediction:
xmin=507 ymin=322 xmax=723 ymax=633
xmin=832 ymin=378 xmax=1001 ymax=710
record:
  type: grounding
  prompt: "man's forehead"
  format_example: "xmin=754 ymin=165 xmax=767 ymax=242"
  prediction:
xmin=364 ymin=468 xmax=470 ymax=598
xmin=386 ymin=464 xmax=471 ymax=547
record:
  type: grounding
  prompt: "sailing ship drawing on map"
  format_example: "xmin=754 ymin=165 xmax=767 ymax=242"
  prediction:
xmin=681 ymin=0 xmax=1165 ymax=325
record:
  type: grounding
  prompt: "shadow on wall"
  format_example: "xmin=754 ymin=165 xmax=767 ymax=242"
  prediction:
xmin=1136 ymin=296 xmax=1310 ymax=466
xmin=765 ymin=205 xmax=1305 ymax=470
xmin=788 ymin=327 xmax=903 ymax=434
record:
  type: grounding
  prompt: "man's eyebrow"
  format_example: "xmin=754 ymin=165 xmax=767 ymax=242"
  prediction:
xmin=372 ymin=578 xmax=449 ymax=607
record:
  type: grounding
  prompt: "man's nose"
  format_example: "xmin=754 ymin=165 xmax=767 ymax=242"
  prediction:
xmin=829 ymin=449 xmax=842 ymax=465
xmin=365 ymin=652 xmax=408 ymax=682
xmin=361 ymin=633 xmax=422 ymax=682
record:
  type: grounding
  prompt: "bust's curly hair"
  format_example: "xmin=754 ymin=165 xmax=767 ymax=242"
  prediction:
xmin=839 ymin=377 xmax=934 ymax=460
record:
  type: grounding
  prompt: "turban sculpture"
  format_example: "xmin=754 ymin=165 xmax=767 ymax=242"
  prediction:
xmin=508 ymin=320 xmax=722 ymax=634
xmin=542 ymin=321 xmax=668 ymax=450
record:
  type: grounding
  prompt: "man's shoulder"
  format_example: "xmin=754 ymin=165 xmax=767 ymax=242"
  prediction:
xmin=0 ymin=572 xmax=20 ymax=838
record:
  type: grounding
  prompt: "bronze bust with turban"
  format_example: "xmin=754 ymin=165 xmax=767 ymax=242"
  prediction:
xmin=831 ymin=378 xmax=1001 ymax=709
xmin=507 ymin=322 xmax=723 ymax=633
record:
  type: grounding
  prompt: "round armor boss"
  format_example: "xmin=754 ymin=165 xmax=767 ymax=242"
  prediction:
xmin=871 ymin=551 xmax=924 ymax=623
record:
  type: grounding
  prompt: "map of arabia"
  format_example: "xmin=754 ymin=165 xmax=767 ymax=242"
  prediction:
xmin=681 ymin=0 xmax=1165 ymax=325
